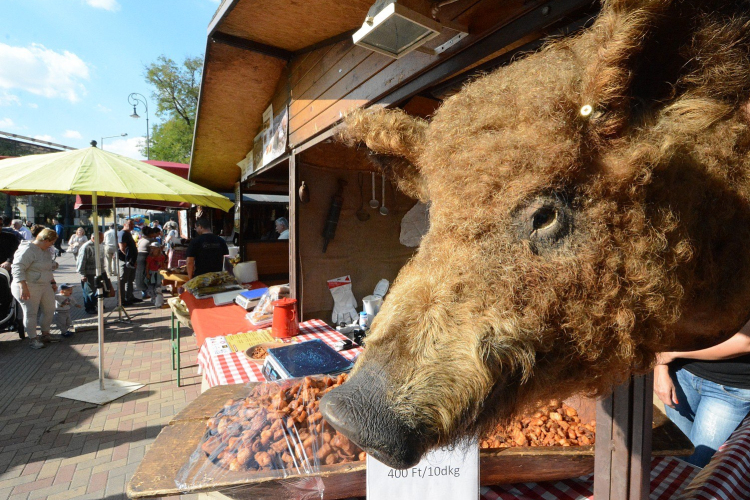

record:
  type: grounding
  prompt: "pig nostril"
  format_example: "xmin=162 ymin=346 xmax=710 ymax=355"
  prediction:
xmin=320 ymin=394 xmax=357 ymax=438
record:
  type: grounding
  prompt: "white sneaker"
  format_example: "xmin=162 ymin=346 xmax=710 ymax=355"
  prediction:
xmin=30 ymin=338 xmax=45 ymax=349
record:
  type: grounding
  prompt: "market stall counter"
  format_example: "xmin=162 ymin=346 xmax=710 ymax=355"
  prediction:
xmin=197 ymin=319 xmax=361 ymax=387
xmin=127 ymin=382 xmax=699 ymax=500
xmin=180 ymin=281 xmax=266 ymax=348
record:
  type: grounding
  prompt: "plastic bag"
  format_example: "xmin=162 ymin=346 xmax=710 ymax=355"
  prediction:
xmin=246 ymin=285 xmax=290 ymax=326
xmin=175 ymin=374 xmax=364 ymax=496
xmin=184 ymin=271 xmax=236 ymax=295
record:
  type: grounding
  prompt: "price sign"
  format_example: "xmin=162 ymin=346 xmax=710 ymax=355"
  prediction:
xmin=366 ymin=440 xmax=479 ymax=500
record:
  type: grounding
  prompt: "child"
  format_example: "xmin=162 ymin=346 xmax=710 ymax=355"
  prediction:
xmin=55 ymin=284 xmax=81 ymax=337
xmin=146 ymin=242 xmax=167 ymax=307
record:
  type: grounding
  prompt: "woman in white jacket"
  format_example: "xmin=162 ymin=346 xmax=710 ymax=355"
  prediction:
xmin=12 ymin=228 xmax=60 ymax=349
xmin=68 ymin=227 xmax=88 ymax=259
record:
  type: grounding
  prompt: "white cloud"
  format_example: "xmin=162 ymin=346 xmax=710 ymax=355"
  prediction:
xmin=0 ymin=117 xmax=15 ymax=128
xmin=85 ymin=0 xmax=120 ymax=11
xmin=27 ymin=103 xmax=38 ymax=109
xmin=34 ymin=134 xmax=55 ymax=142
xmin=0 ymin=91 xmax=20 ymax=106
xmin=96 ymin=104 xmax=111 ymax=112
xmin=63 ymin=130 xmax=82 ymax=139
xmin=0 ymin=43 xmax=90 ymax=102
xmin=104 ymin=137 xmax=145 ymax=160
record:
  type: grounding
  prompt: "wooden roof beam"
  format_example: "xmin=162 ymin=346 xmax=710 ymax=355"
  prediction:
xmin=211 ymin=31 xmax=293 ymax=61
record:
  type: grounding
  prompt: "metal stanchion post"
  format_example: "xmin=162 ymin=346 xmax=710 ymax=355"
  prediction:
xmin=107 ymin=199 xmax=131 ymax=323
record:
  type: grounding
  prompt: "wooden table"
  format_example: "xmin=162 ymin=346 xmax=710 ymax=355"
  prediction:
xmin=159 ymin=271 xmax=188 ymax=296
xmin=126 ymin=388 xmax=693 ymax=500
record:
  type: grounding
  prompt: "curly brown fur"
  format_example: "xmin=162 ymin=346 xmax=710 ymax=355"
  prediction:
xmin=326 ymin=0 xmax=750 ymax=465
xmin=339 ymin=107 xmax=430 ymax=201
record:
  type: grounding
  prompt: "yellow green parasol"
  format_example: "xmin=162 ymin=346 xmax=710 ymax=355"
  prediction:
xmin=0 ymin=146 xmax=233 ymax=404
xmin=0 ymin=146 xmax=233 ymax=211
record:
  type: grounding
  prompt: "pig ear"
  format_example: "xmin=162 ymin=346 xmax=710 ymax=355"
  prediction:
xmin=339 ymin=107 xmax=429 ymax=202
xmin=579 ymin=0 xmax=671 ymax=140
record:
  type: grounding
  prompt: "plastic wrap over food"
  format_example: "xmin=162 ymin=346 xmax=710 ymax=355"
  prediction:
xmin=175 ymin=374 xmax=364 ymax=496
xmin=184 ymin=271 xmax=236 ymax=295
xmin=246 ymin=285 xmax=290 ymax=326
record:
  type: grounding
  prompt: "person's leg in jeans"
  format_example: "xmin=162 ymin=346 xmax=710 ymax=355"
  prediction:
xmin=664 ymin=368 xmax=750 ymax=467
xmin=685 ymin=378 xmax=750 ymax=466
xmin=663 ymin=368 xmax=702 ymax=443
xmin=81 ymin=274 xmax=97 ymax=312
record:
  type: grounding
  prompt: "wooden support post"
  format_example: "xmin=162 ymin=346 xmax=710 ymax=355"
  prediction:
xmin=288 ymin=153 xmax=301 ymax=314
xmin=235 ymin=181 xmax=244 ymax=261
xmin=594 ymin=373 xmax=654 ymax=500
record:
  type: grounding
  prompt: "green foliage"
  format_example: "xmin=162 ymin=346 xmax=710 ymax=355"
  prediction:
xmin=33 ymin=194 xmax=68 ymax=220
xmin=141 ymin=55 xmax=202 ymax=161
xmin=148 ymin=117 xmax=193 ymax=163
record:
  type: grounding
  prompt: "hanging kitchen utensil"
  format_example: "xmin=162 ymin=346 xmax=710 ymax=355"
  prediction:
xmin=356 ymin=172 xmax=370 ymax=221
xmin=379 ymin=173 xmax=389 ymax=216
xmin=322 ymin=179 xmax=347 ymax=252
xmin=298 ymin=181 xmax=310 ymax=204
xmin=369 ymin=172 xmax=379 ymax=209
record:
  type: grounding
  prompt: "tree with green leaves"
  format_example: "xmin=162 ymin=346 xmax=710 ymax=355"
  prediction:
xmin=141 ymin=55 xmax=202 ymax=162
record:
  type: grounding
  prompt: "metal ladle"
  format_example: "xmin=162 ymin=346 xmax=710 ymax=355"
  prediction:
xmin=356 ymin=172 xmax=370 ymax=221
xmin=379 ymin=174 xmax=389 ymax=216
xmin=369 ymin=172 xmax=379 ymax=209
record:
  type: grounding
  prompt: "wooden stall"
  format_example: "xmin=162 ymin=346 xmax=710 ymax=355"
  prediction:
xmin=171 ymin=1 xmax=677 ymax=499
xmin=189 ymin=0 xmax=601 ymax=310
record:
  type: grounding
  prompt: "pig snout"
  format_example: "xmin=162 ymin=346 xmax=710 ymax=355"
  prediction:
xmin=320 ymin=366 xmax=426 ymax=469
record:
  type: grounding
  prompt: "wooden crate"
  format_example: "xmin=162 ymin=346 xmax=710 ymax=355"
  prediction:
xmin=127 ymin=384 xmax=692 ymax=499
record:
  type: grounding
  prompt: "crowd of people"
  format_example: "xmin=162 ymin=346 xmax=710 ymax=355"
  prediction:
xmin=5 ymin=217 xmax=174 ymax=349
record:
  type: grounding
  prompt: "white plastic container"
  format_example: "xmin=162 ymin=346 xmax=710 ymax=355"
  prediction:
xmin=233 ymin=261 xmax=258 ymax=283
xmin=362 ymin=295 xmax=383 ymax=326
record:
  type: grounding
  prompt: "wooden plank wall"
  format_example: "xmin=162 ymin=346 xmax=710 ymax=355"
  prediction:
xmin=287 ymin=0 xmax=550 ymax=148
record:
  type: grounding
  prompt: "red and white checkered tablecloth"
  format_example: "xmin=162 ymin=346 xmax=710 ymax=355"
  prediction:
xmin=676 ymin=413 xmax=750 ymax=500
xmin=481 ymin=456 xmax=700 ymax=500
xmin=197 ymin=319 xmax=363 ymax=388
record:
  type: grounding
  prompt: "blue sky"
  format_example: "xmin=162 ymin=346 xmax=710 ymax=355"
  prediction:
xmin=0 ymin=0 xmax=219 ymax=159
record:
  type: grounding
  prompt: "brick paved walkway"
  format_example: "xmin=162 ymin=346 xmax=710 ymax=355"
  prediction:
xmin=0 ymin=249 xmax=201 ymax=499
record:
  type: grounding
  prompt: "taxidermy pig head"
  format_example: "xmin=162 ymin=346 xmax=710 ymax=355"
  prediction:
xmin=321 ymin=0 xmax=750 ymax=468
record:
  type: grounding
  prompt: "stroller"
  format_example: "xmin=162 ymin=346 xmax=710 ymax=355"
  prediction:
xmin=0 ymin=268 xmax=24 ymax=339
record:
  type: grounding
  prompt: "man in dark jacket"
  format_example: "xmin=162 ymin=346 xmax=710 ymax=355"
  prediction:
xmin=118 ymin=219 xmax=140 ymax=305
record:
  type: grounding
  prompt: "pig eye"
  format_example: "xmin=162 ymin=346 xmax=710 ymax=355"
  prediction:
xmin=513 ymin=195 xmax=573 ymax=253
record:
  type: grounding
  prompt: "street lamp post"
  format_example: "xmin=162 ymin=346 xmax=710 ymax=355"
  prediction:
xmin=128 ymin=93 xmax=150 ymax=160
xmin=101 ymin=133 xmax=128 ymax=151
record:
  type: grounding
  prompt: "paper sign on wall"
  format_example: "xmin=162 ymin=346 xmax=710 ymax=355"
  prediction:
xmin=366 ymin=440 xmax=479 ymax=500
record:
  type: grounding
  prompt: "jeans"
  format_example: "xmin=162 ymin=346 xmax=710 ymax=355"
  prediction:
xmin=11 ymin=282 xmax=55 ymax=339
xmin=664 ymin=367 xmax=750 ymax=467
xmin=119 ymin=262 xmax=136 ymax=301
xmin=81 ymin=274 xmax=97 ymax=311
